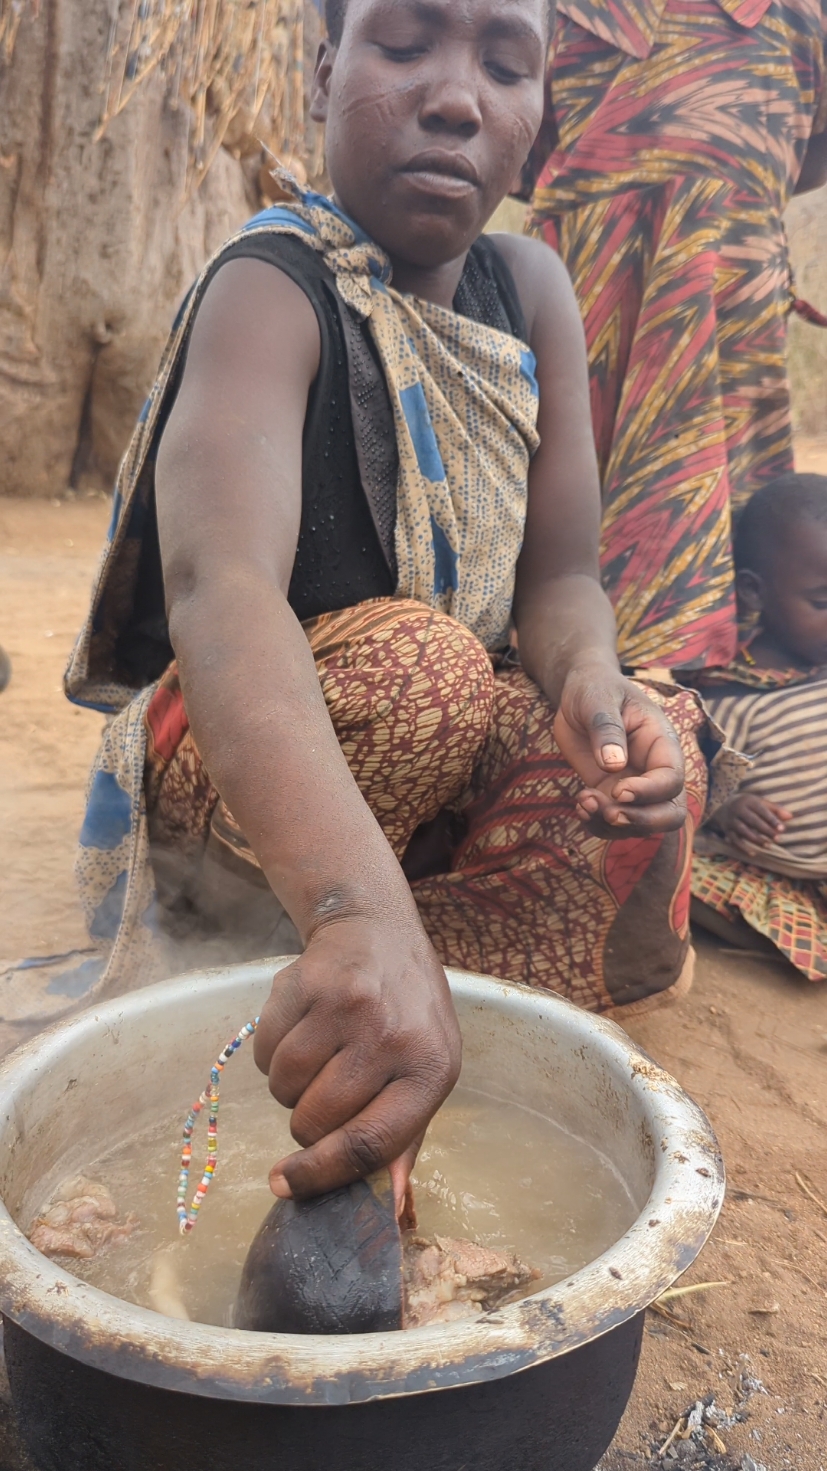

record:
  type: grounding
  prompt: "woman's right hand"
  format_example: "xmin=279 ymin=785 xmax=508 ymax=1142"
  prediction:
xmin=253 ymin=915 xmax=462 ymax=1204
xmin=716 ymin=792 xmax=792 ymax=857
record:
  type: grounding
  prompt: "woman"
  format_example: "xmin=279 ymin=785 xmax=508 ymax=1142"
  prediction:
xmin=67 ymin=0 xmax=707 ymax=1203
xmin=531 ymin=0 xmax=827 ymax=671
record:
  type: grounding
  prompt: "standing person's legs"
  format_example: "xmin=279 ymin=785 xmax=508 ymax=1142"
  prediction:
xmin=540 ymin=178 xmax=738 ymax=671
xmin=412 ymin=666 xmax=707 ymax=1014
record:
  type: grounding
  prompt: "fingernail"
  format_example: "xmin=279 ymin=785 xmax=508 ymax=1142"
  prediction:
xmin=579 ymin=795 xmax=598 ymax=814
xmin=611 ymin=812 xmax=631 ymax=826
xmin=615 ymin=787 xmax=635 ymax=803
xmin=602 ymin=744 xmax=626 ymax=767
xmin=269 ymin=1169 xmax=292 ymax=1199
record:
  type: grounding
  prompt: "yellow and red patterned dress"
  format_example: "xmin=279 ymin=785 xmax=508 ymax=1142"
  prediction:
xmin=531 ymin=0 xmax=827 ymax=670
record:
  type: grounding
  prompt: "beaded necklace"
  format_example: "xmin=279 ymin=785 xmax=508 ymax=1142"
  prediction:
xmin=177 ymin=1018 xmax=259 ymax=1234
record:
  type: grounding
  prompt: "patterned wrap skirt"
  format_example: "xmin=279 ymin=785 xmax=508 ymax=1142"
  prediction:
xmin=140 ymin=599 xmax=708 ymax=1014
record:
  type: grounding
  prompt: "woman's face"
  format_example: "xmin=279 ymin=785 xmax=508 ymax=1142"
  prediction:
xmin=312 ymin=0 xmax=547 ymax=270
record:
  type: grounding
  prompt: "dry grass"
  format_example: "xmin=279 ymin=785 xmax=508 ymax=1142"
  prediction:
xmin=99 ymin=0 xmax=317 ymax=186
xmin=3 ymin=0 xmax=323 ymax=186
xmin=0 ymin=0 xmax=39 ymax=63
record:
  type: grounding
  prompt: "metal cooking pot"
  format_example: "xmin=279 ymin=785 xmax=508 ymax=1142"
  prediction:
xmin=0 ymin=961 xmax=724 ymax=1471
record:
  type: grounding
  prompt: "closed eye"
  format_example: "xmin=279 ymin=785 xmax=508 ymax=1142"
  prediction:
xmin=379 ymin=43 xmax=429 ymax=62
xmin=485 ymin=60 xmax=527 ymax=85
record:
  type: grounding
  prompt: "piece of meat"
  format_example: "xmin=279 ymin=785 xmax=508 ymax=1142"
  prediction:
xmin=28 ymin=1176 xmax=137 ymax=1261
xmin=148 ymin=1251 xmax=190 ymax=1320
xmin=403 ymin=1232 xmax=538 ymax=1328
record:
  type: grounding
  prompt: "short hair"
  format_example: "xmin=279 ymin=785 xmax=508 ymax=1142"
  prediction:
xmin=325 ymin=0 xmax=347 ymax=45
xmin=734 ymin=472 xmax=827 ymax=575
xmin=325 ymin=0 xmax=556 ymax=47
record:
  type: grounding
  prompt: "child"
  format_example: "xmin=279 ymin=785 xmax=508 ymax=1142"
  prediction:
xmin=691 ymin=473 xmax=827 ymax=978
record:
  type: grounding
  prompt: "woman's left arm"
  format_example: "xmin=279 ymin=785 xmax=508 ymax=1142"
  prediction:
xmin=491 ymin=233 xmax=686 ymax=836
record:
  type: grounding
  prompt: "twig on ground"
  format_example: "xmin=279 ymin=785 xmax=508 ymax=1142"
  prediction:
xmin=648 ymin=1301 xmax=692 ymax=1329
xmin=705 ymin=1425 xmax=727 ymax=1454
xmin=657 ymin=1280 xmax=731 ymax=1303
xmin=795 ymin=1171 xmax=827 ymax=1218
xmin=657 ymin=1416 xmax=688 ymax=1458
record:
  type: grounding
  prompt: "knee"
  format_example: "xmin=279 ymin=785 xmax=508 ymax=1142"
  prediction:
xmin=317 ymin=598 xmax=495 ymax=755
xmin=388 ymin=603 xmax=496 ymax=731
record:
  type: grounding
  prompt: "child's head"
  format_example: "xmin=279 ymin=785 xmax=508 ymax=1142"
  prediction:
xmin=312 ymin=0 xmax=550 ymax=270
xmin=734 ymin=472 xmax=827 ymax=665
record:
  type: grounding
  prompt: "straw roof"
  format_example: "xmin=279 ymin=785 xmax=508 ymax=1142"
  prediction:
xmin=2 ymin=0 xmax=324 ymax=185
xmin=1 ymin=0 xmax=37 ymax=63
xmin=99 ymin=0 xmax=321 ymax=185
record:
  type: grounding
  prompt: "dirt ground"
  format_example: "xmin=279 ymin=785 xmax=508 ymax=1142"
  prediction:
xmin=2 ymin=471 xmax=827 ymax=1471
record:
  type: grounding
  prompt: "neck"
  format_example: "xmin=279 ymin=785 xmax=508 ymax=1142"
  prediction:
xmin=747 ymin=626 xmax=815 ymax=673
xmin=387 ymin=253 xmax=468 ymax=308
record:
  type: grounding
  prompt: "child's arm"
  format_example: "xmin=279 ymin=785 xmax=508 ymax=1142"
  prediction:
xmin=711 ymin=793 xmax=792 ymax=858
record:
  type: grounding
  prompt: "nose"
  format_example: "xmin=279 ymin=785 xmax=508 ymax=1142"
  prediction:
xmin=419 ymin=52 xmax=483 ymax=138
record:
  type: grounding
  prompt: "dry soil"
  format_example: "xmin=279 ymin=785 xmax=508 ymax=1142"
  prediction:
xmin=1 ymin=484 xmax=827 ymax=1471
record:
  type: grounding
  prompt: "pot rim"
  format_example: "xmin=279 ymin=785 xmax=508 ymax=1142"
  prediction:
xmin=0 ymin=962 xmax=724 ymax=1406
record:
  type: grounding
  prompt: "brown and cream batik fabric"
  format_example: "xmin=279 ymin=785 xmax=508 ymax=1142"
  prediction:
xmin=144 ymin=599 xmax=708 ymax=1014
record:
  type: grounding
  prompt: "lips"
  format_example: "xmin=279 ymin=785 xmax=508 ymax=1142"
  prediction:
xmin=399 ymin=150 xmax=481 ymax=195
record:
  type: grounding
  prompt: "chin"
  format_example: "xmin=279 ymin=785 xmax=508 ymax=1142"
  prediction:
xmin=384 ymin=212 xmax=485 ymax=269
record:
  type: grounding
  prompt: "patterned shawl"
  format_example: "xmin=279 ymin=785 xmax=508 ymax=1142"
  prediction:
xmin=66 ymin=167 xmax=539 ymax=720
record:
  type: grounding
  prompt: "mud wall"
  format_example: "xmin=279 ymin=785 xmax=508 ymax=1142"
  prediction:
xmin=0 ymin=1 xmax=308 ymax=499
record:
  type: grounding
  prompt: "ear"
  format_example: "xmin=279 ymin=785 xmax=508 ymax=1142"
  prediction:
xmin=310 ymin=40 xmax=335 ymax=124
xmin=736 ymin=568 xmax=764 ymax=616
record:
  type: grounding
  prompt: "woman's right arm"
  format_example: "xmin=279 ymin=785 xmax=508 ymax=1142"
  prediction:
xmin=156 ymin=259 xmax=461 ymax=1203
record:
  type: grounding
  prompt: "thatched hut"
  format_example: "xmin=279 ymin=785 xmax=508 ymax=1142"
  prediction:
xmin=0 ymin=0 xmax=325 ymax=498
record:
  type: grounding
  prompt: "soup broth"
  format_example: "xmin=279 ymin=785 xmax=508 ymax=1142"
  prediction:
xmin=30 ymin=1085 xmax=637 ymax=1328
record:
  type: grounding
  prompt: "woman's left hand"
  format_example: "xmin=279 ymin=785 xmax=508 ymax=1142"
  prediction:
xmin=554 ymin=663 xmax=686 ymax=836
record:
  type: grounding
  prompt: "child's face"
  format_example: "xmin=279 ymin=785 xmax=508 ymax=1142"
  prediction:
xmin=753 ymin=518 xmax=827 ymax=665
xmin=312 ymin=0 xmax=547 ymax=269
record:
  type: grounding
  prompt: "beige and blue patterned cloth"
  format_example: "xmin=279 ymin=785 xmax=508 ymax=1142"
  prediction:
xmin=63 ymin=170 xmax=540 ymax=994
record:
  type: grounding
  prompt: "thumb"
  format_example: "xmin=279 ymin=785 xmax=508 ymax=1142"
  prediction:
xmin=583 ymin=699 xmax=628 ymax=772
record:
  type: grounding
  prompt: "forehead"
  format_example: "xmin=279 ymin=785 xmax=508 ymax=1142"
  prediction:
xmin=776 ymin=516 xmax=827 ymax=584
xmin=344 ymin=0 xmax=548 ymax=39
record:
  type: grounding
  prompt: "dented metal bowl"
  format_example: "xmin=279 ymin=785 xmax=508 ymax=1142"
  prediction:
xmin=0 ymin=961 xmax=724 ymax=1471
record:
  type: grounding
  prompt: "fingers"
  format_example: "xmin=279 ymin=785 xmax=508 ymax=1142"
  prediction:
xmin=253 ymin=921 xmax=461 ymax=1200
xmin=389 ymin=1147 xmax=421 ymax=1219
xmin=733 ymin=812 xmax=777 ymax=844
xmin=620 ymin=714 xmax=685 ymax=793
xmin=269 ymin=1079 xmax=437 ymax=1200
xmin=607 ymin=760 xmax=685 ymax=809
xmin=286 ymin=1043 xmax=388 ymax=1145
xmin=578 ymin=785 xmax=687 ymax=835
xmin=730 ymin=833 xmax=761 ymax=858
xmin=576 ymin=746 xmax=685 ymax=830
xmin=725 ymin=795 xmax=791 ymax=850
xmin=253 ymin=960 xmax=313 ymax=1084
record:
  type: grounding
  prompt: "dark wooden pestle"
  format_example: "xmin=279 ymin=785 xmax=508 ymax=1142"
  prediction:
xmin=234 ymin=1168 xmax=404 ymax=1335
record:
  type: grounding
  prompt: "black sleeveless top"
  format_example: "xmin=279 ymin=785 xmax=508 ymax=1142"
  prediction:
xmin=116 ymin=232 xmax=528 ymax=684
